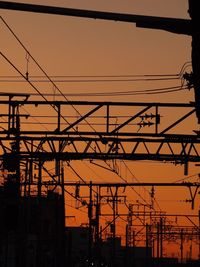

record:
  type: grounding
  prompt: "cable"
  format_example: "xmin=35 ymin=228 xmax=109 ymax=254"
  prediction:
xmin=38 ymin=85 xmax=186 ymax=97
xmin=121 ymin=161 xmax=162 ymax=211
xmin=0 ymin=77 xmax=179 ymax=83
xmin=0 ymin=48 xmax=179 ymax=218
xmin=0 ymin=17 xmax=103 ymax=198
xmin=0 ymin=73 xmax=180 ymax=78
xmin=0 ymin=16 xmax=99 ymax=135
xmin=178 ymin=61 xmax=192 ymax=77
xmin=173 ymin=173 xmax=200 ymax=183
xmin=0 ymin=85 xmax=188 ymax=97
xmin=20 ymin=106 xmax=50 ymax=131
xmin=1 ymin=15 xmax=179 ymax=240
xmin=0 ymin=16 xmax=170 ymax=219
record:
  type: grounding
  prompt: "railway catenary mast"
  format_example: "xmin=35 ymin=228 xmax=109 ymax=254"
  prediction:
xmin=0 ymin=0 xmax=199 ymax=123
xmin=188 ymin=0 xmax=200 ymax=123
xmin=0 ymin=2 xmax=200 ymax=264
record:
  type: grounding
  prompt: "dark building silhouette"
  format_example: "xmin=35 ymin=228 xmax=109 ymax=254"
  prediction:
xmin=0 ymin=185 xmax=65 ymax=267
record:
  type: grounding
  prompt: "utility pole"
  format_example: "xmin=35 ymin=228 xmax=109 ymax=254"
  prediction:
xmin=110 ymin=187 xmax=118 ymax=267
xmin=160 ymin=217 xmax=163 ymax=259
xmin=180 ymin=229 xmax=184 ymax=264
xmin=145 ymin=223 xmax=150 ymax=266
xmin=88 ymin=181 xmax=93 ymax=267
xmin=157 ymin=221 xmax=160 ymax=259
xmin=198 ymin=209 xmax=200 ymax=261
xmin=188 ymin=0 xmax=200 ymax=123
xmin=1 ymin=2 xmax=200 ymax=124
xmin=61 ymin=166 xmax=66 ymax=267
xmin=94 ymin=188 xmax=101 ymax=264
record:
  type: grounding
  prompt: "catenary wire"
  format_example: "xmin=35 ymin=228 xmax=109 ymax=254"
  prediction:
xmin=0 ymin=15 xmax=175 ymax=215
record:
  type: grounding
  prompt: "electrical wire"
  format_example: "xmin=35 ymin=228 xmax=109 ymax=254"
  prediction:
xmin=0 ymin=73 xmax=180 ymax=78
xmin=33 ymin=85 xmax=187 ymax=97
xmin=1 ymin=14 xmax=194 ymax=239
xmin=0 ymin=16 xmax=99 ymax=135
xmin=0 ymin=84 xmax=188 ymax=97
xmin=0 ymin=76 xmax=179 ymax=83
xmin=173 ymin=173 xmax=200 ymax=183
xmin=121 ymin=161 xmax=162 ymax=211
xmin=0 ymin=47 xmax=116 ymax=225
xmin=0 ymin=15 xmax=183 ymax=220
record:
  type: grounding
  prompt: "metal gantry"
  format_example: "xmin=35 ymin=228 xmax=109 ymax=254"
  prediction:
xmin=1 ymin=1 xmax=200 ymax=264
xmin=0 ymin=96 xmax=199 ymax=164
xmin=0 ymin=97 xmax=199 ymax=264
xmin=61 ymin=182 xmax=200 ymax=263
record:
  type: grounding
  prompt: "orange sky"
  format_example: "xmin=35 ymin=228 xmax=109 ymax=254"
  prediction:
xmin=0 ymin=0 xmax=200 ymax=259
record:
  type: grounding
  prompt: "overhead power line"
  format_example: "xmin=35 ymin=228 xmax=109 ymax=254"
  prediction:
xmin=0 ymin=15 xmax=184 ymax=213
xmin=0 ymin=75 xmax=179 ymax=83
xmin=0 ymin=85 xmax=188 ymax=97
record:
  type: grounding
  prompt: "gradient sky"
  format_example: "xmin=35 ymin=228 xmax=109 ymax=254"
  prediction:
xmin=0 ymin=1 xmax=192 ymax=102
xmin=0 ymin=0 xmax=200 ymax=259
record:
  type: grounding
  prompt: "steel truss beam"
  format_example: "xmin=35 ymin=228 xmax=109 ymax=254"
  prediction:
xmin=0 ymin=98 xmax=199 ymax=163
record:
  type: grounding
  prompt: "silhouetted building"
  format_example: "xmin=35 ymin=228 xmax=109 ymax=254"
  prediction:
xmin=65 ymin=229 xmax=152 ymax=267
xmin=101 ymin=237 xmax=152 ymax=267
xmin=0 ymin=187 xmax=65 ymax=267
xmin=65 ymin=226 xmax=90 ymax=267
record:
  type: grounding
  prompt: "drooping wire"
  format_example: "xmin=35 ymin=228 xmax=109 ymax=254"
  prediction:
xmin=121 ymin=161 xmax=162 ymax=211
xmin=0 ymin=49 xmax=128 ymax=224
xmin=27 ymin=85 xmax=188 ymax=97
xmin=0 ymin=16 xmax=98 ymax=134
xmin=0 ymin=15 xmax=169 ymax=216
xmin=173 ymin=173 xmax=200 ymax=183
xmin=0 ymin=76 xmax=179 ymax=83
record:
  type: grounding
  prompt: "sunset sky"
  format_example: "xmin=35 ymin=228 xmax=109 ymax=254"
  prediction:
xmin=0 ymin=0 xmax=200 ymax=259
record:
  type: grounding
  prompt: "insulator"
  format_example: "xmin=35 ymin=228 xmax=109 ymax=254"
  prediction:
xmin=75 ymin=184 xmax=80 ymax=198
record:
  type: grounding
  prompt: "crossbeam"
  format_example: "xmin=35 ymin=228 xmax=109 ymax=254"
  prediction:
xmin=0 ymin=1 xmax=191 ymax=35
xmin=0 ymin=99 xmax=199 ymax=163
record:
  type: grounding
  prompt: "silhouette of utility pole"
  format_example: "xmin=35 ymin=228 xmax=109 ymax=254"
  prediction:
xmin=0 ymin=1 xmax=200 ymax=262
xmin=188 ymin=0 xmax=200 ymax=123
